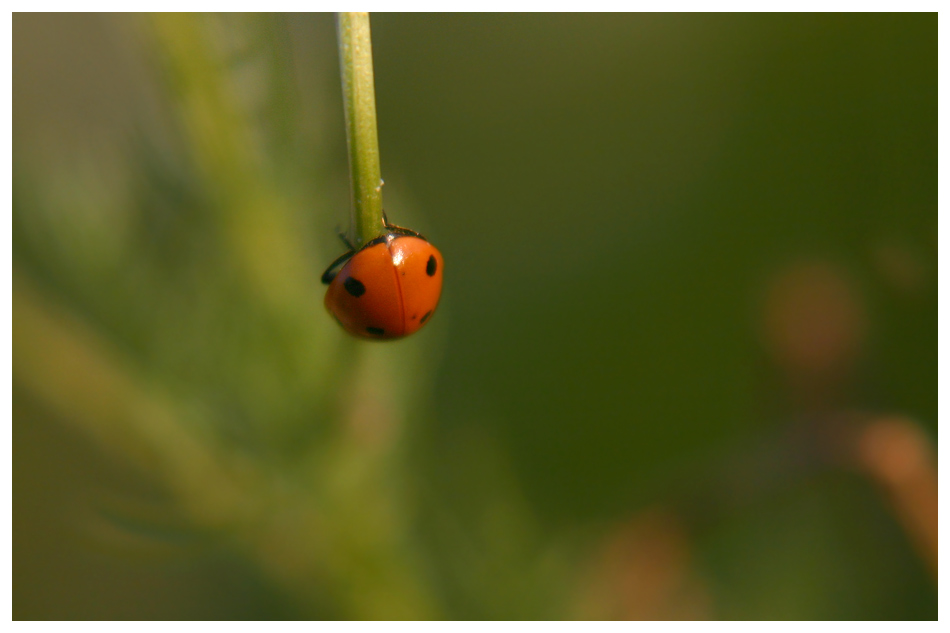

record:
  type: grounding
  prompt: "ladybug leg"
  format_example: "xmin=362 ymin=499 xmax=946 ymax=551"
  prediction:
xmin=388 ymin=225 xmax=427 ymax=239
xmin=336 ymin=228 xmax=356 ymax=251
xmin=321 ymin=249 xmax=356 ymax=284
xmin=382 ymin=211 xmax=427 ymax=240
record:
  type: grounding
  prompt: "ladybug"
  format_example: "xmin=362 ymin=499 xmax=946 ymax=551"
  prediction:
xmin=321 ymin=217 xmax=443 ymax=340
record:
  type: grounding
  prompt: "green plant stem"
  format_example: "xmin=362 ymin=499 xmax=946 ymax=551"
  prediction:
xmin=337 ymin=12 xmax=384 ymax=248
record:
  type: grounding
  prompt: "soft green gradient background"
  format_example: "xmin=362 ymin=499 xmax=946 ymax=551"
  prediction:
xmin=14 ymin=13 xmax=935 ymax=619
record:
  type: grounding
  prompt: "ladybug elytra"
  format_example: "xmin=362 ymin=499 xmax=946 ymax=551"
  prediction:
xmin=322 ymin=220 xmax=443 ymax=340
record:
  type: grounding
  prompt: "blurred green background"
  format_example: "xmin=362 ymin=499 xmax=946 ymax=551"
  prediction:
xmin=13 ymin=13 xmax=936 ymax=620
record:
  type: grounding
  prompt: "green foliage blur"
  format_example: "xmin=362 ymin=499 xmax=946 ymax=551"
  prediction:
xmin=13 ymin=13 xmax=936 ymax=620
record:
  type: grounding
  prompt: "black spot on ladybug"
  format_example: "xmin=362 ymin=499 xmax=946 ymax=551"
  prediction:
xmin=420 ymin=310 xmax=432 ymax=324
xmin=411 ymin=314 xmax=418 ymax=320
xmin=344 ymin=277 xmax=366 ymax=297
xmin=426 ymin=255 xmax=437 ymax=276
xmin=366 ymin=326 xmax=385 ymax=335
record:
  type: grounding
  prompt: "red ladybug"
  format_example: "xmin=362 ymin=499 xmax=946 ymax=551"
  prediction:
xmin=322 ymin=219 xmax=443 ymax=340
